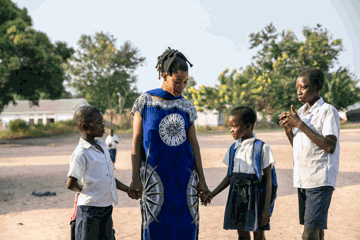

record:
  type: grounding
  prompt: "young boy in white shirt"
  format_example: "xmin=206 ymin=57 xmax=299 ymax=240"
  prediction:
xmin=106 ymin=129 xmax=119 ymax=169
xmin=66 ymin=105 xmax=129 ymax=240
xmin=279 ymin=68 xmax=340 ymax=240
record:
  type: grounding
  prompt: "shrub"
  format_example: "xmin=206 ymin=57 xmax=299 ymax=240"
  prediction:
xmin=9 ymin=119 xmax=28 ymax=133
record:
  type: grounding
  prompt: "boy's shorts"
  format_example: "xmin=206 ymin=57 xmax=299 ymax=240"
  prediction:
xmin=298 ymin=186 xmax=334 ymax=229
xmin=109 ymin=148 xmax=116 ymax=163
xmin=75 ymin=205 xmax=113 ymax=240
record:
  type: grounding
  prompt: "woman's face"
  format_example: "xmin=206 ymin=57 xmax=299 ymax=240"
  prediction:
xmin=163 ymin=70 xmax=188 ymax=97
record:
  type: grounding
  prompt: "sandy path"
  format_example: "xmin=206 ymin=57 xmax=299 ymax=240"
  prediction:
xmin=0 ymin=129 xmax=359 ymax=239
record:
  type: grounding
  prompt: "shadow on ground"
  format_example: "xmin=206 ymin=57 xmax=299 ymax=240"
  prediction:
xmin=1 ymin=166 xmax=359 ymax=215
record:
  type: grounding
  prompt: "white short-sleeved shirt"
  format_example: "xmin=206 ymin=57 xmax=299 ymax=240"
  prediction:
xmin=293 ymin=97 xmax=340 ymax=189
xmin=222 ymin=136 xmax=276 ymax=175
xmin=67 ymin=138 xmax=118 ymax=207
xmin=105 ymin=135 xmax=119 ymax=149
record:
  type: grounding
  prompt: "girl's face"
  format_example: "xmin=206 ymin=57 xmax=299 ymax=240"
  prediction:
xmin=162 ymin=70 xmax=188 ymax=97
xmin=296 ymin=77 xmax=320 ymax=105
xmin=228 ymin=115 xmax=251 ymax=140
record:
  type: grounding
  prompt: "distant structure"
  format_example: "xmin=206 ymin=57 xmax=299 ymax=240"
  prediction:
xmin=195 ymin=109 xmax=224 ymax=127
xmin=0 ymin=99 xmax=89 ymax=130
xmin=338 ymin=102 xmax=360 ymax=121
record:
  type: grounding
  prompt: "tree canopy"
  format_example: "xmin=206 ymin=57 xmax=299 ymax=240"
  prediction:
xmin=65 ymin=32 xmax=145 ymax=114
xmin=0 ymin=0 xmax=74 ymax=113
xmin=186 ymin=23 xmax=360 ymax=118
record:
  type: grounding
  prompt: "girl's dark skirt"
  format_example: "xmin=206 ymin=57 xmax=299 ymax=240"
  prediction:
xmin=223 ymin=173 xmax=270 ymax=232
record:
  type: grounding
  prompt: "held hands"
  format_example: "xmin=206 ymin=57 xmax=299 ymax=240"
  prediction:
xmin=278 ymin=105 xmax=302 ymax=131
xmin=197 ymin=179 xmax=212 ymax=206
xmin=128 ymin=178 xmax=142 ymax=200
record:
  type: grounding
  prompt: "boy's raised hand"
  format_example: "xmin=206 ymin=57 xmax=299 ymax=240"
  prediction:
xmin=278 ymin=105 xmax=302 ymax=130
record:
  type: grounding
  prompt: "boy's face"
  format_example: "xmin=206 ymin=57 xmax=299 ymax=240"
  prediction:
xmin=296 ymin=77 xmax=320 ymax=104
xmin=228 ymin=115 xmax=250 ymax=140
xmin=83 ymin=112 xmax=105 ymax=138
xmin=163 ymin=70 xmax=188 ymax=97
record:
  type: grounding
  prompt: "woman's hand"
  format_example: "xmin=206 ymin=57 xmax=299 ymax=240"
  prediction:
xmin=197 ymin=179 xmax=211 ymax=206
xmin=128 ymin=178 xmax=142 ymax=200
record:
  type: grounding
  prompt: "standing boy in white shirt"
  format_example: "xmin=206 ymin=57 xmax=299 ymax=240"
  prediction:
xmin=106 ymin=129 xmax=119 ymax=169
xmin=279 ymin=68 xmax=340 ymax=240
xmin=66 ymin=106 xmax=129 ymax=240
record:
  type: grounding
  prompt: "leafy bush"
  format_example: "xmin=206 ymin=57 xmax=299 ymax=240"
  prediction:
xmin=9 ymin=119 xmax=28 ymax=133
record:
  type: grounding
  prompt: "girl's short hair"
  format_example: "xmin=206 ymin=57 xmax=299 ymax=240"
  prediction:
xmin=298 ymin=68 xmax=325 ymax=90
xmin=229 ymin=106 xmax=257 ymax=125
xmin=155 ymin=47 xmax=193 ymax=79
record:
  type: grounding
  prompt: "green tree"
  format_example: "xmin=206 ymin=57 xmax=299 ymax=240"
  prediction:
xmin=0 ymin=0 xmax=74 ymax=113
xmin=65 ymin=32 xmax=145 ymax=115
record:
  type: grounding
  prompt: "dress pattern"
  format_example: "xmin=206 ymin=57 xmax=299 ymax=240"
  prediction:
xmin=132 ymin=93 xmax=199 ymax=240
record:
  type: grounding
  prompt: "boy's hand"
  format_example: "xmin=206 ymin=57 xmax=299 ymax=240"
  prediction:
xmin=278 ymin=111 xmax=292 ymax=132
xmin=285 ymin=105 xmax=302 ymax=128
xmin=260 ymin=209 xmax=270 ymax=227
xmin=108 ymin=143 xmax=112 ymax=148
xmin=128 ymin=178 xmax=142 ymax=200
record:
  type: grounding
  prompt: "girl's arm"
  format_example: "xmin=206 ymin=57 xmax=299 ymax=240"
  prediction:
xmin=115 ymin=178 xmax=129 ymax=193
xmin=128 ymin=111 xmax=143 ymax=199
xmin=211 ymin=174 xmax=230 ymax=198
xmin=260 ymin=165 xmax=272 ymax=227
xmin=66 ymin=176 xmax=83 ymax=192
xmin=187 ymin=124 xmax=211 ymax=203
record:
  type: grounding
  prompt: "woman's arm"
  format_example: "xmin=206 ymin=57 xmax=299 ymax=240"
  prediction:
xmin=187 ymin=124 xmax=211 ymax=204
xmin=66 ymin=176 xmax=83 ymax=192
xmin=260 ymin=165 xmax=272 ymax=226
xmin=128 ymin=111 xmax=143 ymax=199
xmin=211 ymin=174 xmax=230 ymax=198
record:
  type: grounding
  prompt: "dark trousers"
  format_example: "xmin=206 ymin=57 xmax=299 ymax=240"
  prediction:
xmin=75 ymin=205 xmax=114 ymax=240
xmin=109 ymin=149 xmax=116 ymax=163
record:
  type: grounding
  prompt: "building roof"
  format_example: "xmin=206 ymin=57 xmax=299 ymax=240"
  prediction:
xmin=1 ymin=98 xmax=89 ymax=115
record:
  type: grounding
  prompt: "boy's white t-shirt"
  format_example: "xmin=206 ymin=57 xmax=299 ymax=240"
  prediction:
xmin=105 ymin=134 xmax=119 ymax=149
xmin=222 ymin=136 xmax=276 ymax=175
xmin=67 ymin=138 xmax=118 ymax=207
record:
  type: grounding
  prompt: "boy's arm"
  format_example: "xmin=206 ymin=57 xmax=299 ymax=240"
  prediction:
xmin=211 ymin=174 xmax=230 ymax=198
xmin=115 ymin=178 xmax=129 ymax=193
xmin=285 ymin=106 xmax=337 ymax=154
xmin=279 ymin=111 xmax=294 ymax=146
xmin=67 ymin=176 xmax=83 ymax=192
xmin=260 ymin=165 xmax=272 ymax=226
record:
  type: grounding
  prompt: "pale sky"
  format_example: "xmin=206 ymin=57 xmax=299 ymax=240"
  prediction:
xmin=13 ymin=0 xmax=360 ymax=93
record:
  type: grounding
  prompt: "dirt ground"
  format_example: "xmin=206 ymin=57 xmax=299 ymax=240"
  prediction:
xmin=0 ymin=129 xmax=359 ymax=240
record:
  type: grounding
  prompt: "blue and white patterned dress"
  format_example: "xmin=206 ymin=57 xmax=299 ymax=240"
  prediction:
xmin=131 ymin=90 xmax=199 ymax=240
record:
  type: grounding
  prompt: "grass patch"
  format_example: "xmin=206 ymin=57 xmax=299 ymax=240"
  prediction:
xmin=0 ymin=120 xmax=78 ymax=141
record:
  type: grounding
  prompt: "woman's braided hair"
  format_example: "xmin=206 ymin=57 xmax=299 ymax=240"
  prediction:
xmin=155 ymin=47 xmax=193 ymax=79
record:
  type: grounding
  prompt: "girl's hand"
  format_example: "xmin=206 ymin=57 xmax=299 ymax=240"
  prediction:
xmin=197 ymin=179 xmax=211 ymax=206
xmin=128 ymin=178 xmax=142 ymax=200
xmin=260 ymin=209 xmax=270 ymax=227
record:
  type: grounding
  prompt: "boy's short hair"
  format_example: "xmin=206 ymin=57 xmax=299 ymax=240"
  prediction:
xmin=298 ymin=68 xmax=325 ymax=90
xmin=229 ymin=106 xmax=257 ymax=125
xmin=74 ymin=105 xmax=101 ymax=127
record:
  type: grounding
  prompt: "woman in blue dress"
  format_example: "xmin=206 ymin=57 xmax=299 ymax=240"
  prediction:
xmin=129 ymin=48 xmax=211 ymax=240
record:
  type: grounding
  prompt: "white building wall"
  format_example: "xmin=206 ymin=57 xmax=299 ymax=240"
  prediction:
xmin=1 ymin=112 xmax=75 ymax=130
xmin=195 ymin=110 xmax=220 ymax=127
